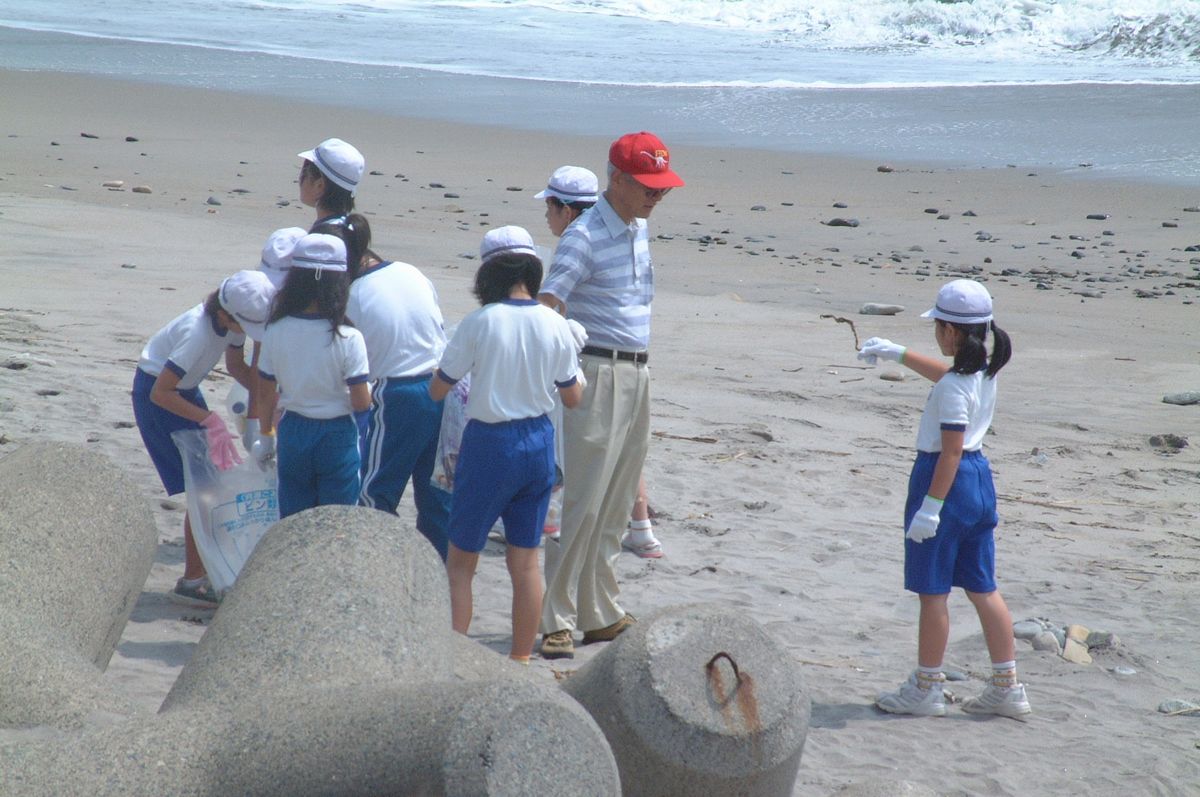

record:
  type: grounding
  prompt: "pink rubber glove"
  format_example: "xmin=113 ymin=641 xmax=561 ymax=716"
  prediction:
xmin=200 ymin=412 xmax=243 ymax=470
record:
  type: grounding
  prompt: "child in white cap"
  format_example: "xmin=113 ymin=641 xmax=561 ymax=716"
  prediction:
xmin=430 ymin=226 xmax=583 ymax=663
xmin=255 ymin=233 xmax=371 ymax=518
xmin=858 ymin=278 xmax=1030 ymax=719
xmin=320 ymin=212 xmax=454 ymax=561
xmin=297 ymin=137 xmax=366 ymax=226
xmin=132 ymin=270 xmax=276 ymax=607
xmin=536 ymin=164 xmax=663 ymax=558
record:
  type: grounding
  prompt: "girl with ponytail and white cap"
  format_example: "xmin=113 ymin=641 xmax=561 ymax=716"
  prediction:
xmin=254 ymin=233 xmax=371 ymax=519
xmin=297 ymin=137 xmax=365 ymax=227
xmin=133 ymin=270 xmax=276 ymax=607
xmin=858 ymin=278 xmax=1031 ymax=719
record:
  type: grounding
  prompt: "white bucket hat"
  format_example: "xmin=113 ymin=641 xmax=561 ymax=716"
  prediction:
xmin=258 ymin=226 xmax=306 ymax=290
xmin=219 ymin=270 xmax=276 ymax=342
xmin=534 ymin=165 xmax=599 ymax=204
xmin=297 ymin=138 xmax=365 ymax=196
xmin=291 ymin=233 xmax=348 ymax=276
xmin=480 ymin=226 xmax=538 ymax=264
xmin=922 ymin=279 xmax=994 ymax=324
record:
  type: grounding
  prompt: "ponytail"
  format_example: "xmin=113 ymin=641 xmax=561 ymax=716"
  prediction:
xmin=947 ymin=320 xmax=1012 ymax=378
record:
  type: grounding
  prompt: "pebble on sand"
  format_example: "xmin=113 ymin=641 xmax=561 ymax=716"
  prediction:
xmin=879 ymin=370 xmax=905 ymax=382
xmin=131 ymin=186 xmax=152 ymax=194
xmin=859 ymin=303 xmax=904 ymax=315
xmin=876 ymin=165 xmax=894 ymax=173
xmin=1086 ymin=213 xmax=1109 ymax=220
xmin=825 ymin=218 xmax=859 ymax=227
xmin=1162 ymin=392 xmax=1200 ymax=405
xmin=102 ymin=180 xmax=124 ymax=188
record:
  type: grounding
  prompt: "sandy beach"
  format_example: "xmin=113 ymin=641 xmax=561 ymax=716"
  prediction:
xmin=2 ymin=68 xmax=1199 ymax=795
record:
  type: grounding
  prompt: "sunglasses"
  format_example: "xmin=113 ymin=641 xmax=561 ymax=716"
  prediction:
xmin=623 ymin=171 xmax=671 ymax=199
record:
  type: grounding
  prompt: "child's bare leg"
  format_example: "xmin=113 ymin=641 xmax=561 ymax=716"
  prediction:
xmin=182 ymin=514 xmax=207 ymax=581
xmin=917 ymin=593 xmax=950 ymax=668
xmin=966 ymin=589 xmax=1016 ymax=664
xmin=505 ymin=544 xmax=543 ymax=660
xmin=447 ymin=544 xmax=479 ymax=635
xmin=630 ymin=476 xmax=650 ymax=523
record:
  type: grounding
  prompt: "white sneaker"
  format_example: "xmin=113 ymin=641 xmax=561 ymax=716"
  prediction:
xmin=875 ymin=673 xmax=946 ymax=717
xmin=962 ymin=683 xmax=1032 ymax=718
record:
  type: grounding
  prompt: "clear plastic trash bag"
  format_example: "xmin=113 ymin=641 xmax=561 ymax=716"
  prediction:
xmin=431 ymin=373 xmax=470 ymax=493
xmin=172 ymin=428 xmax=278 ymax=595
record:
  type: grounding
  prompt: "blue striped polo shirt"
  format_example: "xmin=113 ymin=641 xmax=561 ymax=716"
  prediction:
xmin=541 ymin=194 xmax=653 ymax=351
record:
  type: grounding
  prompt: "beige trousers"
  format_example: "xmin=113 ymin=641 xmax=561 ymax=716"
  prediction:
xmin=541 ymin=354 xmax=650 ymax=634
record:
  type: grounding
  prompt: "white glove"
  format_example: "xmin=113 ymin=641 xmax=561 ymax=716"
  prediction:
xmin=857 ymin=337 xmax=906 ymax=366
xmin=251 ymin=433 xmax=276 ymax=468
xmin=907 ymin=495 xmax=943 ymax=543
xmin=566 ymin=319 xmax=588 ymax=355
xmin=242 ymin=418 xmax=262 ymax=454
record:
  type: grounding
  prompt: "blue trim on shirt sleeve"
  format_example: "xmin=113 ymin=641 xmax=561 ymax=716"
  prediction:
xmin=940 ymin=422 xmax=967 ymax=432
xmin=435 ymin=367 xmax=459 ymax=386
xmin=164 ymin=359 xmax=186 ymax=379
xmin=554 ymin=375 xmax=579 ymax=389
xmin=346 ymin=373 xmax=370 ymax=386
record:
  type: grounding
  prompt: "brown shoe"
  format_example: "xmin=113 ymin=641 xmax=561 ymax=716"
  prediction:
xmin=582 ymin=613 xmax=636 ymax=645
xmin=540 ymin=629 xmax=575 ymax=660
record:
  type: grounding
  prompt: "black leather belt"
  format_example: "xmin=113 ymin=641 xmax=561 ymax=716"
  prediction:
xmin=581 ymin=345 xmax=649 ymax=365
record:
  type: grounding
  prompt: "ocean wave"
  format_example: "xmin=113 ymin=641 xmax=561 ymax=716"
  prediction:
xmin=369 ymin=0 xmax=1200 ymax=62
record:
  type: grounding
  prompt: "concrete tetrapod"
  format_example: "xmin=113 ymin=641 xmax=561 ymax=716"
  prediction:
xmin=562 ymin=603 xmax=811 ymax=797
xmin=0 ymin=442 xmax=157 ymax=729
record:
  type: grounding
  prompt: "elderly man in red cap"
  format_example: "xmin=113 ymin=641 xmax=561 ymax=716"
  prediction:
xmin=537 ymin=131 xmax=684 ymax=659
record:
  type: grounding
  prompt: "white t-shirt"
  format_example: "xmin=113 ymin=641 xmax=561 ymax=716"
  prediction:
xmin=437 ymin=299 xmax=579 ymax=424
xmin=259 ymin=315 xmax=369 ymax=419
xmin=916 ymin=370 xmax=997 ymax=453
xmin=138 ymin=303 xmax=246 ymax=389
xmin=346 ymin=260 xmax=446 ymax=380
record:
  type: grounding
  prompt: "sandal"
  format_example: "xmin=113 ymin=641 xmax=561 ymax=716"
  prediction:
xmin=621 ymin=533 xmax=663 ymax=559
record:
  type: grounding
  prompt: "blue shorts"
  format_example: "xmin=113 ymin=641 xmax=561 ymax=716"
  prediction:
xmin=447 ymin=415 xmax=555 ymax=553
xmin=904 ymin=450 xmax=999 ymax=595
xmin=277 ymin=412 xmax=361 ymax=519
xmin=131 ymin=368 xmax=208 ymax=495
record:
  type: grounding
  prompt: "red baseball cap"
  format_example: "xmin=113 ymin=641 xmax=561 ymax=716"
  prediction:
xmin=608 ymin=131 xmax=685 ymax=190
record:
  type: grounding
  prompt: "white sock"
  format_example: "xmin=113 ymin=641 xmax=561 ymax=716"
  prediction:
xmin=991 ymin=660 xmax=1017 ymax=689
xmin=627 ymin=518 xmax=656 ymax=545
xmin=916 ymin=665 xmax=945 ymax=690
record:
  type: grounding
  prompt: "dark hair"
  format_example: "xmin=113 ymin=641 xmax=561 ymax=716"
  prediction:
xmin=473 ymin=253 xmax=542 ymax=306
xmin=268 ymin=266 xmax=350 ymax=339
xmin=547 ymin=196 xmax=595 ymax=221
xmin=943 ymin=320 xmax=1012 ymax=378
xmin=311 ymin=213 xmax=377 ymax=281
xmin=203 ymin=290 xmax=222 ymax=321
xmin=303 ymin=159 xmax=355 ymax=217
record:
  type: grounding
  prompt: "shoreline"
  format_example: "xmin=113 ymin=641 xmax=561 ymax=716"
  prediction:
xmin=2 ymin=27 xmax=1200 ymax=187
xmin=2 ymin=64 xmax=1199 ymax=795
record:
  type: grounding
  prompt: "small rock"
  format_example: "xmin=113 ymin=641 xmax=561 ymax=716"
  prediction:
xmin=1158 ymin=699 xmax=1200 ymax=714
xmin=1086 ymin=213 xmax=1109 ymax=220
xmin=751 ymin=205 xmax=766 ymax=211
xmin=879 ymin=370 xmax=905 ymax=382
xmin=833 ymin=202 xmax=848 ymax=209
xmin=924 ymin=208 xmax=939 ymax=215
xmin=443 ymin=192 xmax=460 ymax=199
xmin=962 ymin=210 xmax=977 ymax=217
xmin=1184 ymin=207 xmax=1200 ymax=213
xmin=937 ymin=214 xmax=950 ymax=220
xmin=369 ymin=170 xmax=384 ymax=176
xmin=1062 ymin=637 xmax=1093 ymax=664
xmin=1148 ymin=433 xmax=1188 ymax=449
xmin=276 ymin=200 xmax=291 ymax=207
xmin=1066 ymin=624 xmax=1090 ymax=643
xmin=943 ymin=669 xmax=968 ymax=682
xmin=131 ymin=186 xmax=152 ymax=194
xmin=1163 ymin=221 xmax=1179 ymax=228
xmin=825 ymin=218 xmax=859 ymax=227
xmin=860 ymin=303 xmax=904 ymax=315
xmin=876 ymin=165 xmax=894 ymax=173
xmin=429 ymin=182 xmax=445 ymax=188
xmin=1086 ymin=630 xmax=1119 ymax=649
xmin=125 ymin=135 xmax=138 ymax=142
xmin=102 ymin=180 xmax=124 ymax=188
xmin=1012 ymin=620 xmax=1044 ymax=640
xmin=1162 ymin=392 xmax=1200 ymax=405
xmin=506 ymin=186 xmax=523 ymax=192
xmin=1110 ymin=666 xmax=1137 ymax=676
xmin=120 ymin=263 xmax=137 ymax=269
xmin=206 ymin=196 xmax=222 ymax=206
xmin=80 ymin=132 xmax=99 ymax=139
xmin=1031 ymin=631 xmax=1061 ymax=654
